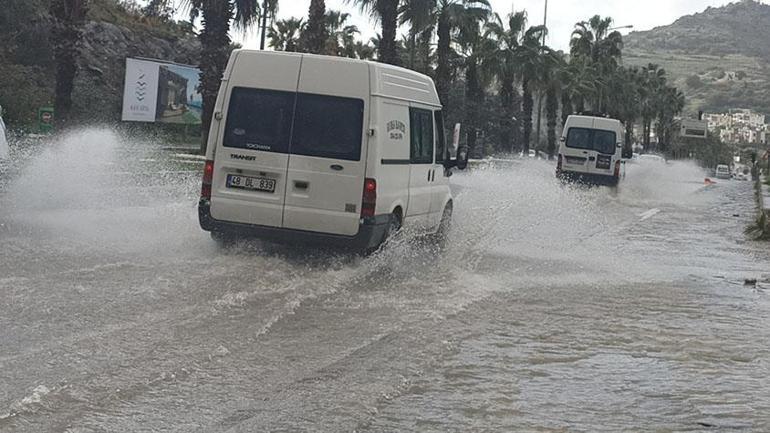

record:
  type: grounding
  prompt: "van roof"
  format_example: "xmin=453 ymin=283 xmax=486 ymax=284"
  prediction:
xmin=231 ymin=50 xmax=441 ymax=108
xmin=565 ymin=115 xmax=623 ymax=129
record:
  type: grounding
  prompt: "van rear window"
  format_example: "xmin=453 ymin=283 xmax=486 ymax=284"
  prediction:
xmin=291 ymin=93 xmax=364 ymax=161
xmin=566 ymin=127 xmax=617 ymax=155
xmin=223 ymin=87 xmax=295 ymax=152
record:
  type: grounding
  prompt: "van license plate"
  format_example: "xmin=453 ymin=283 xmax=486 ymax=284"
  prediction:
xmin=227 ymin=174 xmax=276 ymax=193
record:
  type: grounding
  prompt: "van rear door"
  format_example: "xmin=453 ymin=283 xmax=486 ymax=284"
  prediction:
xmin=562 ymin=120 xmax=619 ymax=176
xmin=209 ymin=54 xmax=301 ymax=228
xmin=282 ymin=56 xmax=369 ymax=236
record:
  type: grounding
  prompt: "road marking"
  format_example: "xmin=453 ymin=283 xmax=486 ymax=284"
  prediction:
xmin=639 ymin=208 xmax=661 ymax=221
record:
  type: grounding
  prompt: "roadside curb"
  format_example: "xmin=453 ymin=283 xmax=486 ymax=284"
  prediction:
xmin=754 ymin=174 xmax=770 ymax=239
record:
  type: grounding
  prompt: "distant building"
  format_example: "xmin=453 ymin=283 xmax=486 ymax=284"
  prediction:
xmin=705 ymin=108 xmax=767 ymax=145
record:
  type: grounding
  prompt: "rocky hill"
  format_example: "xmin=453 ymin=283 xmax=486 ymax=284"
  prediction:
xmin=0 ymin=0 xmax=199 ymax=128
xmin=623 ymin=0 xmax=770 ymax=116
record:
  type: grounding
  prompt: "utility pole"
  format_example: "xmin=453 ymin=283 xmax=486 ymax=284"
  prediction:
xmin=535 ymin=0 xmax=548 ymax=152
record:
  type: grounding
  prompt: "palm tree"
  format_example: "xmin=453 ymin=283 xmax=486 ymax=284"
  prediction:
xmin=570 ymin=15 xmax=623 ymax=112
xmin=606 ymin=66 xmax=641 ymax=155
xmin=325 ymin=11 xmax=360 ymax=57
xmin=485 ymin=11 xmax=527 ymax=153
xmin=188 ymin=0 xmax=260 ymax=153
xmin=656 ymin=86 xmax=685 ymax=153
xmin=517 ymin=25 xmax=548 ymax=153
xmin=302 ymin=0 xmax=328 ymax=54
xmin=50 ymin=0 xmax=90 ymax=129
xmin=353 ymin=40 xmax=377 ymax=60
xmin=399 ymin=0 xmax=435 ymax=72
xmin=348 ymin=0 xmax=401 ymax=65
xmin=456 ymin=13 xmax=494 ymax=157
xmin=433 ymin=0 xmax=491 ymax=108
xmin=639 ymin=63 xmax=666 ymax=150
xmin=268 ymin=17 xmax=304 ymax=51
xmin=541 ymin=52 xmax=564 ymax=158
xmin=558 ymin=57 xmax=599 ymax=124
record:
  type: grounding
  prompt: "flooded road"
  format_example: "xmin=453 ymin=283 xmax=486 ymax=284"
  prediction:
xmin=1 ymin=129 xmax=769 ymax=432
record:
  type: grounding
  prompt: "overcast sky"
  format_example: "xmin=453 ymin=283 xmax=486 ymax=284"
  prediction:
xmin=233 ymin=0 xmax=763 ymax=51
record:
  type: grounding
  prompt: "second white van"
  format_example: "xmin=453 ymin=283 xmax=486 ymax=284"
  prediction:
xmin=198 ymin=50 xmax=468 ymax=251
xmin=556 ymin=115 xmax=625 ymax=186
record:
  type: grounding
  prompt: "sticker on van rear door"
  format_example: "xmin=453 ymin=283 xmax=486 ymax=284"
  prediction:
xmin=596 ymin=154 xmax=612 ymax=170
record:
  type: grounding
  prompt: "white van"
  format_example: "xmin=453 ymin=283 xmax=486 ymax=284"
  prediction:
xmin=715 ymin=164 xmax=731 ymax=180
xmin=556 ymin=115 xmax=625 ymax=186
xmin=198 ymin=50 xmax=467 ymax=251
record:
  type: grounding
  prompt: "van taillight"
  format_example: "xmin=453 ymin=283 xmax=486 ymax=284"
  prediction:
xmin=556 ymin=154 xmax=563 ymax=172
xmin=361 ymin=178 xmax=377 ymax=217
xmin=614 ymin=160 xmax=621 ymax=177
xmin=201 ymin=160 xmax=214 ymax=199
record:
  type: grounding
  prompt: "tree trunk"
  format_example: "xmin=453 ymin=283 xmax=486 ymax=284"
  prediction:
xmin=561 ymin=92 xmax=572 ymax=126
xmin=303 ymin=0 xmax=327 ymax=54
xmin=435 ymin=11 xmax=451 ymax=108
xmin=465 ymin=58 xmax=481 ymax=157
xmin=522 ymin=76 xmax=534 ymax=153
xmin=535 ymin=93 xmax=544 ymax=150
xmin=50 ymin=0 xmax=89 ymax=130
xmin=199 ymin=0 xmax=234 ymax=155
xmin=500 ymin=74 xmax=514 ymax=153
xmin=624 ymin=121 xmax=634 ymax=157
xmin=545 ymin=83 xmax=558 ymax=159
xmin=378 ymin=0 xmax=399 ymax=65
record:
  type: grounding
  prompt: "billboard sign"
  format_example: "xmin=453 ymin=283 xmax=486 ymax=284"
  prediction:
xmin=122 ymin=58 xmax=202 ymax=124
xmin=680 ymin=118 xmax=708 ymax=139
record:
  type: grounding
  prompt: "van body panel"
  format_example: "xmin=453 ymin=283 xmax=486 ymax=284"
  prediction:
xmin=282 ymin=56 xmax=370 ymax=236
xmin=558 ymin=115 xmax=623 ymax=184
xmin=209 ymin=53 xmax=302 ymax=227
xmin=370 ymin=63 xmax=441 ymax=108
xmin=372 ymin=97 xmax=411 ymax=219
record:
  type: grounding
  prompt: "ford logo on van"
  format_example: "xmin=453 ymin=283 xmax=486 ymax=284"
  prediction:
xmin=230 ymin=153 xmax=256 ymax=161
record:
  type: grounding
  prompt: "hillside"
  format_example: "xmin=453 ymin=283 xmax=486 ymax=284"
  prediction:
xmin=0 ymin=0 xmax=199 ymax=128
xmin=623 ymin=0 xmax=770 ymax=116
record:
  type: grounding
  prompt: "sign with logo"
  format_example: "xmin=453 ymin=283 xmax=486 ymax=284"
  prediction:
xmin=680 ymin=119 xmax=708 ymax=139
xmin=121 ymin=58 xmax=202 ymax=125
xmin=386 ymin=120 xmax=405 ymax=140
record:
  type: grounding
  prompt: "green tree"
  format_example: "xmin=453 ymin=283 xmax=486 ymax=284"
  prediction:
xmin=348 ymin=0 xmax=401 ymax=65
xmin=302 ymin=0 xmax=328 ymax=54
xmin=324 ymin=11 xmax=360 ymax=57
xmin=399 ymin=0 xmax=435 ymax=73
xmin=485 ymin=11 xmax=528 ymax=152
xmin=269 ymin=17 xmax=304 ymax=51
xmin=639 ymin=63 xmax=667 ymax=150
xmin=517 ymin=25 xmax=547 ymax=153
xmin=188 ymin=0 xmax=260 ymax=153
xmin=570 ymin=15 xmax=623 ymax=112
xmin=50 ymin=0 xmax=89 ymax=129
xmin=456 ymin=11 xmax=493 ymax=156
xmin=432 ymin=0 xmax=491 ymax=108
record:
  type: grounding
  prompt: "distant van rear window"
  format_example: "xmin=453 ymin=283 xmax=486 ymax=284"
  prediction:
xmin=223 ymin=87 xmax=295 ymax=152
xmin=291 ymin=93 xmax=364 ymax=161
xmin=566 ymin=127 xmax=617 ymax=155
